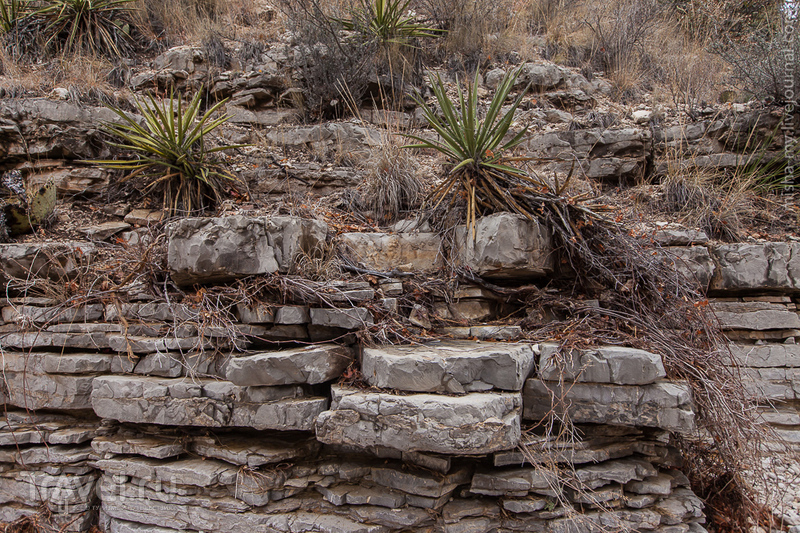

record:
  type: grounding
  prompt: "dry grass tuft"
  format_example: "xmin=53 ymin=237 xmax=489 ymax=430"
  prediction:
xmin=132 ymin=0 xmax=282 ymax=47
xmin=359 ymin=135 xmax=425 ymax=224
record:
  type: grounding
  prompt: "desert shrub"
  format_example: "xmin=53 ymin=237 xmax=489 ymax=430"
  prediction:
xmin=280 ymin=0 xmax=378 ymax=119
xmin=95 ymin=89 xmax=244 ymax=215
xmin=716 ymin=15 xmax=800 ymax=102
xmin=132 ymin=0 xmax=267 ymax=47
xmin=582 ymin=0 xmax=664 ymax=96
xmin=416 ymin=0 xmax=520 ymax=69
xmin=29 ymin=0 xmax=138 ymax=58
xmin=359 ymin=136 xmax=424 ymax=224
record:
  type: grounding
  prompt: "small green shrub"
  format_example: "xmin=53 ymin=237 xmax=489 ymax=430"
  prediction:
xmin=33 ymin=0 xmax=137 ymax=57
xmin=404 ymin=67 xmax=537 ymax=237
xmin=95 ymin=89 xmax=244 ymax=216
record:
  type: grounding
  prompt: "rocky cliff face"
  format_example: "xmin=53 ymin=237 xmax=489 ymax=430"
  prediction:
xmin=0 ymin=212 xmax=797 ymax=532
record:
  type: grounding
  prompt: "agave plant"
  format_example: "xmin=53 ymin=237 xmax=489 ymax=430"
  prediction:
xmin=95 ymin=90 xmax=244 ymax=216
xmin=33 ymin=0 xmax=136 ymax=57
xmin=404 ymin=68 xmax=544 ymax=237
xmin=334 ymin=0 xmax=441 ymax=45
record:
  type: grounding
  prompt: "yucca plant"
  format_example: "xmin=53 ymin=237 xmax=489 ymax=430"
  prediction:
xmin=334 ymin=0 xmax=441 ymax=45
xmin=0 ymin=0 xmax=29 ymax=33
xmin=95 ymin=89 xmax=244 ymax=216
xmin=404 ymin=68 xmax=545 ymax=237
xmin=33 ymin=0 xmax=136 ymax=57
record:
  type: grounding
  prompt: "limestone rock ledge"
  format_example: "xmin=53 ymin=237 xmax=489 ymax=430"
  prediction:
xmin=524 ymin=379 xmax=696 ymax=434
xmin=315 ymin=386 xmax=522 ymax=455
xmin=91 ymin=376 xmax=328 ymax=431
xmin=361 ymin=340 xmax=536 ymax=393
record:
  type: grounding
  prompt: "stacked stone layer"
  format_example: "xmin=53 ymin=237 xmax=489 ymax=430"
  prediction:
xmin=1 ymin=216 xmax=799 ymax=531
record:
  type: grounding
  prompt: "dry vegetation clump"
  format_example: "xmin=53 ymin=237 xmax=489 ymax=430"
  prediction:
xmin=357 ymin=135 xmax=425 ymax=224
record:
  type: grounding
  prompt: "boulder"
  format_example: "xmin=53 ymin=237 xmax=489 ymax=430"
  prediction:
xmin=225 ymin=344 xmax=354 ymax=386
xmin=455 ymin=213 xmax=555 ymax=279
xmin=658 ymin=246 xmax=715 ymax=289
xmin=315 ymin=386 xmax=521 ymax=454
xmin=266 ymin=123 xmax=381 ymax=158
xmin=0 ymin=99 xmax=122 ymax=160
xmin=167 ymin=215 xmax=278 ymax=285
xmin=361 ymin=341 xmax=536 ymax=392
xmin=263 ymin=216 xmax=329 ymax=273
xmin=167 ymin=215 xmax=328 ymax=285
xmin=526 ymin=128 xmax=651 ymax=183
xmin=519 ymin=62 xmax=565 ymax=91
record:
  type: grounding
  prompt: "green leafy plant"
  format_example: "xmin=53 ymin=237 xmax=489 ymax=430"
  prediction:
xmin=0 ymin=0 xmax=29 ymax=33
xmin=334 ymin=0 xmax=441 ymax=45
xmin=0 ymin=170 xmax=57 ymax=241
xmin=33 ymin=0 xmax=136 ymax=57
xmin=95 ymin=89 xmax=244 ymax=216
xmin=404 ymin=67 xmax=543 ymax=237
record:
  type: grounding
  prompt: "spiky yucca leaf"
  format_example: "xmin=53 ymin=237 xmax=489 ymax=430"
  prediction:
xmin=0 ymin=0 xmax=29 ymax=33
xmin=334 ymin=0 xmax=441 ymax=45
xmin=404 ymin=68 xmax=542 ymax=237
xmin=95 ymin=89 xmax=244 ymax=216
xmin=33 ymin=0 xmax=136 ymax=57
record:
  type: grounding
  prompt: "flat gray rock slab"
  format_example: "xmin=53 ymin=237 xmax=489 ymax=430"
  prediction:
xmin=190 ymin=434 xmax=320 ymax=467
xmin=0 ymin=371 xmax=94 ymax=411
xmin=523 ymin=379 xmax=696 ymax=434
xmin=455 ymin=213 xmax=555 ymax=280
xmin=711 ymin=301 xmax=800 ymax=330
xmin=471 ymin=468 xmax=556 ymax=496
xmin=91 ymin=436 xmax=185 ymax=459
xmin=0 ymin=242 xmax=95 ymax=283
xmin=315 ymin=386 xmax=521 ymax=455
xmin=361 ymin=341 xmax=536 ymax=392
xmin=310 ymin=308 xmax=373 ymax=329
xmin=537 ymin=344 xmax=666 ymax=385
xmin=99 ymin=476 xmax=389 ymax=533
xmin=91 ymin=375 xmax=327 ymax=431
xmin=739 ymin=367 xmax=800 ymax=400
xmin=710 ymin=242 xmax=800 ymax=292
xmin=340 ymin=232 xmax=443 ymax=272
xmin=730 ymin=343 xmax=800 ymax=367
xmin=167 ymin=215 xmax=327 ymax=285
xmin=225 ymin=344 xmax=353 ymax=386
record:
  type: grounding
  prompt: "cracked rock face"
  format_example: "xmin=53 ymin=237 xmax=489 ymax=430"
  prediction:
xmin=314 ymin=386 xmax=522 ymax=455
xmin=91 ymin=375 xmax=328 ymax=431
xmin=361 ymin=341 xmax=536 ymax=393
xmin=711 ymin=243 xmax=800 ymax=292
